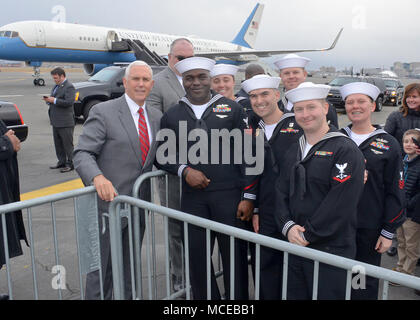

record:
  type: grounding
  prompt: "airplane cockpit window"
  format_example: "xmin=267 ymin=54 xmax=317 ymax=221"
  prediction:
xmin=0 ymin=31 xmax=19 ymax=38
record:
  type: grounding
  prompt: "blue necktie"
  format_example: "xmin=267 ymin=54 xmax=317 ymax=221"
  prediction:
xmin=52 ymin=85 xmax=59 ymax=96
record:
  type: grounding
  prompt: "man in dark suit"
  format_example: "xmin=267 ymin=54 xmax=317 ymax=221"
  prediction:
xmin=147 ymin=38 xmax=194 ymax=292
xmin=74 ymin=60 xmax=162 ymax=299
xmin=43 ymin=67 xmax=76 ymax=172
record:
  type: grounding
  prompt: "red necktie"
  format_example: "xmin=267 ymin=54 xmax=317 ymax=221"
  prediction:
xmin=138 ymin=107 xmax=149 ymax=165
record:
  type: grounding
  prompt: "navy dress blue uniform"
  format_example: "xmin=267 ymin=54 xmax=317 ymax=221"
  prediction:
xmin=341 ymin=125 xmax=405 ymax=300
xmin=253 ymin=113 xmax=302 ymax=299
xmin=275 ymin=128 xmax=365 ymax=299
xmin=158 ymin=94 xmax=258 ymax=300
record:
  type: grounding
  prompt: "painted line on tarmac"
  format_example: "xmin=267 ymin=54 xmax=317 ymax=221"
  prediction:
xmin=0 ymin=95 xmax=24 ymax=98
xmin=20 ymin=178 xmax=85 ymax=201
xmin=0 ymin=78 xmax=26 ymax=83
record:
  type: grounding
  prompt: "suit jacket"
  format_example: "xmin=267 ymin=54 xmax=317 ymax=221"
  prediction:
xmin=48 ymin=79 xmax=76 ymax=128
xmin=147 ymin=66 xmax=184 ymax=113
xmin=73 ymin=95 xmax=162 ymax=214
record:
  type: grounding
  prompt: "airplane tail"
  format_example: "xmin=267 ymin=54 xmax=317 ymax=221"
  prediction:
xmin=231 ymin=3 xmax=264 ymax=49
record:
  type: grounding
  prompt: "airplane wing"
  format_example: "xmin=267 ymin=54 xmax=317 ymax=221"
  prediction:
xmin=195 ymin=28 xmax=343 ymax=62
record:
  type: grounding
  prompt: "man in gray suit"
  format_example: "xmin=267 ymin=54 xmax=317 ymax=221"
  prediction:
xmin=74 ymin=60 xmax=162 ymax=299
xmin=43 ymin=67 xmax=76 ymax=173
xmin=147 ymin=38 xmax=194 ymax=292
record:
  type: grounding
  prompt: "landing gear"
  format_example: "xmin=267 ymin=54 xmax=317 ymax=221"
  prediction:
xmin=32 ymin=66 xmax=45 ymax=86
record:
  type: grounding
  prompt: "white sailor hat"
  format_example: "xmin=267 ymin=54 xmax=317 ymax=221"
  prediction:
xmin=241 ymin=74 xmax=281 ymax=94
xmin=274 ymin=54 xmax=311 ymax=70
xmin=285 ymin=82 xmax=331 ymax=104
xmin=210 ymin=64 xmax=239 ymax=78
xmin=339 ymin=82 xmax=380 ymax=101
xmin=175 ymin=57 xmax=216 ymax=75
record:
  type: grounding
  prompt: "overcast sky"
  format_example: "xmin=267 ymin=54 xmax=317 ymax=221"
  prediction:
xmin=2 ymin=0 xmax=419 ymax=70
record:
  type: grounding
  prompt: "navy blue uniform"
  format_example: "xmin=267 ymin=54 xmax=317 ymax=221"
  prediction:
xmin=275 ymin=128 xmax=365 ymax=299
xmin=158 ymin=94 xmax=258 ymax=300
xmin=254 ymin=114 xmax=302 ymax=299
xmin=341 ymin=126 xmax=405 ymax=300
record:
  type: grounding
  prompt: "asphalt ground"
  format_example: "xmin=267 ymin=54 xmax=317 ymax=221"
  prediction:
xmin=0 ymin=68 xmax=419 ymax=300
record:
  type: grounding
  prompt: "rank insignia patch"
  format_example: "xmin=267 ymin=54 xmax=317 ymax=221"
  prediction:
xmin=399 ymin=171 xmax=404 ymax=189
xmin=213 ymin=104 xmax=231 ymax=113
xmin=370 ymin=141 xmax=390 ymax=150
xmin=333 ymin=163 xmax=351 ymax=183
xmin=314 ymin=151 xmax=333 ymax=157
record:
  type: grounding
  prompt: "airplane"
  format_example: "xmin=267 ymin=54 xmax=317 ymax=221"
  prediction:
xmin=0 ymin=3 xmax=343 ymax=86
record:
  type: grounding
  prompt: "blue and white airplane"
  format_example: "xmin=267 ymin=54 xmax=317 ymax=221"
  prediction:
xmin=0 ymin=3 xmax=342 ymax=86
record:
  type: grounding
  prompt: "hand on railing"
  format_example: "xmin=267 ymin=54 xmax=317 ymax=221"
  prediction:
xmin=93 ymin=174 xmax=118 ymax=202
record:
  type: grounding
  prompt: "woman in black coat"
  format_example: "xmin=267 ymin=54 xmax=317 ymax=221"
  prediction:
xmin=0 ymin=119 xmax=27 ymax=271
xmin=385 ymin=83 xmax=420 ymax=154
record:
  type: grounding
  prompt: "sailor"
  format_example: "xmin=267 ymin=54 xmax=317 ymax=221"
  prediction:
xmin=274 ymin=53 xmax=339 ymax=128
xmin=234 ymin=63 xmax=266 ymax=116
xmin=275 ymin=82 xmax=365 ymax=300
xmin=242 ymin=74 xmax=303 ymax=299
xmin=339 ymin=82 xmax=405 ymax=300
xmin=210 ymin=63 xmax=255 ymax=118
xmin=156 ymin=57 xmax=258 ymax=300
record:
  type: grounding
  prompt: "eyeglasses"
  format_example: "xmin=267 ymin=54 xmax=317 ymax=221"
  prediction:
xmin=175 ymin=55 xmax=193 ymax=61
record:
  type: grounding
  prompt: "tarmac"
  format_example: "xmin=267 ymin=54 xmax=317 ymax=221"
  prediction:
xmin=0 ymin=68 xmax=419 ymax=300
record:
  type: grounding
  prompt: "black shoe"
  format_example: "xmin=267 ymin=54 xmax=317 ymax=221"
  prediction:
xmin=50 ymin=163 xmax=66 ymax=169
xmin=60 ymin=165 xmax=74 ymax=173
xmin=0 ymin=294 xmax=9 ymax=300
xmin=387 ymin=247 xmax=397 ymax=257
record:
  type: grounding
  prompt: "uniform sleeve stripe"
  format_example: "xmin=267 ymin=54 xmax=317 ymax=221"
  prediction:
xmin=178 ymin=165 xmax=188 ymax=177
xmin=282 ymin=220 xmax=295 ymax=237
xmin=244 ymin=193 xmax=256 ymax=200
xmin=381 ymin=229 xmax=394 ymax=239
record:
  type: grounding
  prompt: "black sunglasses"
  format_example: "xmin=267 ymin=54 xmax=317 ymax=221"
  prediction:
xmin=176 ymin=55 xmax=193 ymax=61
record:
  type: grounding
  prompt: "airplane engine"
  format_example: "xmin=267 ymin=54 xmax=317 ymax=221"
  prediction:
xmin=83 ymin=64 xmax=110 ymax=76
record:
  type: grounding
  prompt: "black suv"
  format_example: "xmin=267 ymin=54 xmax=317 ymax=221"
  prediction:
xmin=327 ymin=76 xmax=387 ymax=112
xmin=383 ymin=78 xmax=404 ymax=106
xmin=0 ymin=101 xmax=28 ymax=142
xmin=73 ymin=64 xmax=166 ymax=120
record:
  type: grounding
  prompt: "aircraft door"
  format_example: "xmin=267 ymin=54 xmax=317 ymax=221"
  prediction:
xmin=106 ymin=30 xmax=119 ymax=50
xmin=35 ymin=24 xmax=46 ymax=46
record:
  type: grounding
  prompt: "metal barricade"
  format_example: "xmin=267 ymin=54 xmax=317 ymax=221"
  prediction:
xmin=108 ymin=173 xmax=420 ymax=300
xmin=0 ymin=186 xmax=105 ymax=300
xmin=131 ymin=171 xmax=224 ymax=300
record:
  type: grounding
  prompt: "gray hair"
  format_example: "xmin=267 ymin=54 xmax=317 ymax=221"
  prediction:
xmin=169 ymin=38 xmax=194 ymax=54
xmin=124 ymin=60 xmax=153 ymax=79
